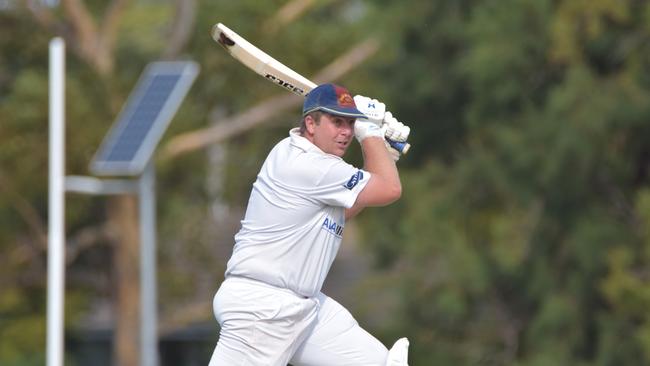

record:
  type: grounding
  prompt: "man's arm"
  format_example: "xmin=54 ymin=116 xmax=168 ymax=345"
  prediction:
xmin=345 ymin=97 xmax=410 ymax=220
xmin=345 ymin=135 xmax=401 ymax=219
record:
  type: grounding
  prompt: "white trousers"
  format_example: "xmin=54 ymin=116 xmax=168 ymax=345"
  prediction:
xmin=208 ymin=277 xmax=388 ymax=366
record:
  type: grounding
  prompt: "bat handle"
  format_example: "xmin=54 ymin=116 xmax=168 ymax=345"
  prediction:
xmin=387 ymin=139 xmax=411 ymax=155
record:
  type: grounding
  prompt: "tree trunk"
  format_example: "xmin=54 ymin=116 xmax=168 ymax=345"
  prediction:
xmin=108 ymin=195 xmax=140 ymax=366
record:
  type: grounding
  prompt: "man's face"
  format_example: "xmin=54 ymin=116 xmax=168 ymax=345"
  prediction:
xmin=305 ymin=113 xmax=355 ymax=157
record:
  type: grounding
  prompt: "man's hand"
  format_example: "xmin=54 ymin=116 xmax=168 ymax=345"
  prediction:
xmin=382 ymin=112 xmax=410 ymax=161
xmin=354 ymin=95 xmax=411 ymax=159
xmin=353 ymin=95 xmax=386 ymax=124
xmin=353 ymin=95 xmax=386 ymax=143
xmin=382 ymin=112 xmax=410 ymax=142
xmin=354 ymin=120 xmax=384 ymax=143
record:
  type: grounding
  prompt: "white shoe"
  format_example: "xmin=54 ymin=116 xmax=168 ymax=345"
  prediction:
xmin=386 ymin=337 xmax=409 ymax=366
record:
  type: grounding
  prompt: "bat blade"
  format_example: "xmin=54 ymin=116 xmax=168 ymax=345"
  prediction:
xmin=212 ymin=23 xmax=316 ymax=96
xmin=211 ymin=23 xmax=410 ymax=154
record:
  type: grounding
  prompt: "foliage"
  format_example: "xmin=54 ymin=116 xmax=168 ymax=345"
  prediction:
xmin=357 ymin=0 xmax=650 ymax=365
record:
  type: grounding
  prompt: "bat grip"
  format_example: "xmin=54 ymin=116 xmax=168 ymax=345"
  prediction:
xmin=387 ymin=139 xmax=411 ymax=155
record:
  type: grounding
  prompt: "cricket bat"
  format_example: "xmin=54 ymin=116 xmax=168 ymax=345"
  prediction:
xmin=211 ymin=23 xmax=410 ymax=154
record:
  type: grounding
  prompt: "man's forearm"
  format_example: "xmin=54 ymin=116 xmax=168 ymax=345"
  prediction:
xmin=361 ymin=136 xmax=401 ymax=199
xmin=345 ymin=136 xmax=401 ymax=220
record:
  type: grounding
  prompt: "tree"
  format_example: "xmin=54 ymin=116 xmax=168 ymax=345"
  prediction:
xmin=357 ymin=0 xmax=650 ymax=364
xmin=5 ymin=0 xmax=199 ymax=364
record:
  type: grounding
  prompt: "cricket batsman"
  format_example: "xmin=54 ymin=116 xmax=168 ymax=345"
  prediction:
xmin=208 ymin=83 xmax=411 ymax=365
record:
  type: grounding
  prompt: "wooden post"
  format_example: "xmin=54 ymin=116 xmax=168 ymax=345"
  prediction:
xmin=108 ymin=195 xmax=140 ymax=366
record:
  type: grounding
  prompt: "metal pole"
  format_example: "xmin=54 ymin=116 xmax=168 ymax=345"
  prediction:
xmin=140 ymin=161 xmax=158 ymax=366
xmin=47 ymin=37 xmax=65 ymax=366
xmin=65 ymin=175 xmax=139 ymax=195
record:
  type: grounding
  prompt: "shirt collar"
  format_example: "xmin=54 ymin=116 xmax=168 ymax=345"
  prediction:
xmin=288 ymin=128 xmax=345 ymax=160
xmin=289 ymin=128 xmax=324 ymax=154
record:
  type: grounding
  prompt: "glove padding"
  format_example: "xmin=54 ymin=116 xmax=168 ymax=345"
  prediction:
xmin=353 ymin=94 xmax=386 ymax=143
xmin=382 ymin=111 xmax=410 ymax=161
xmin=354 ymin=94 xmax=411 ymax=161
xmin=354 ymin=119 xmax=384 ymax=143
xmin=382 ymin=111 xmax=410 ymax=142
xmin=353 ymin=95 xmax=386 ymax=124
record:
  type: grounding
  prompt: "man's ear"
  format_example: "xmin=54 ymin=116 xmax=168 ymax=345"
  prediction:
xmin=304 ymin=115 xmax=317 ymax=135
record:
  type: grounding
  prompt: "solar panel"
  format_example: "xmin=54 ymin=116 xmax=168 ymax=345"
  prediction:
xmin=90 ymin=61 xmax=199 ymax=176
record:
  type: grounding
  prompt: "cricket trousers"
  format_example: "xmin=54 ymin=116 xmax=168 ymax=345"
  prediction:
xmin=208 ymin=276 xmax=388 ymax=366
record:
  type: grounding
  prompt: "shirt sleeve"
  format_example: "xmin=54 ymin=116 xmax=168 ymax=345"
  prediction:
xmin=311 ymin=159 xmax=371 ymax=209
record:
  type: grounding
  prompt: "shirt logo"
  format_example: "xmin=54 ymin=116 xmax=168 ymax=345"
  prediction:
xmin=344 ymin=171 xmax=363 ymax=190
xmin=322 ymin=217 xmax=344 ymax=237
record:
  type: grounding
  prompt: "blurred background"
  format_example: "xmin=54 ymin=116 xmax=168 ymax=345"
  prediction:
xmin=3 ymin=0 xmax=650 ymax=365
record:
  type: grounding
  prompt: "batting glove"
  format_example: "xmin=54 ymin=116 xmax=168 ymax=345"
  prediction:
xmin=382 ymin=111 xmax=410 ymax=161
xmin=354 ymin=120 xmax=384 ymax=143
xmin=382 ymin=111 xmax=410 ymax=142
xmin=354 ymin=95 xmax=386 ymax=124
xmin=353 ymin=95 xmax=386 ymax=143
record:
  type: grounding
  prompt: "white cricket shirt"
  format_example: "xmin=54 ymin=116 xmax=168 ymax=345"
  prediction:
xmin=224 ymin=128 xmax=371 ymax=298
